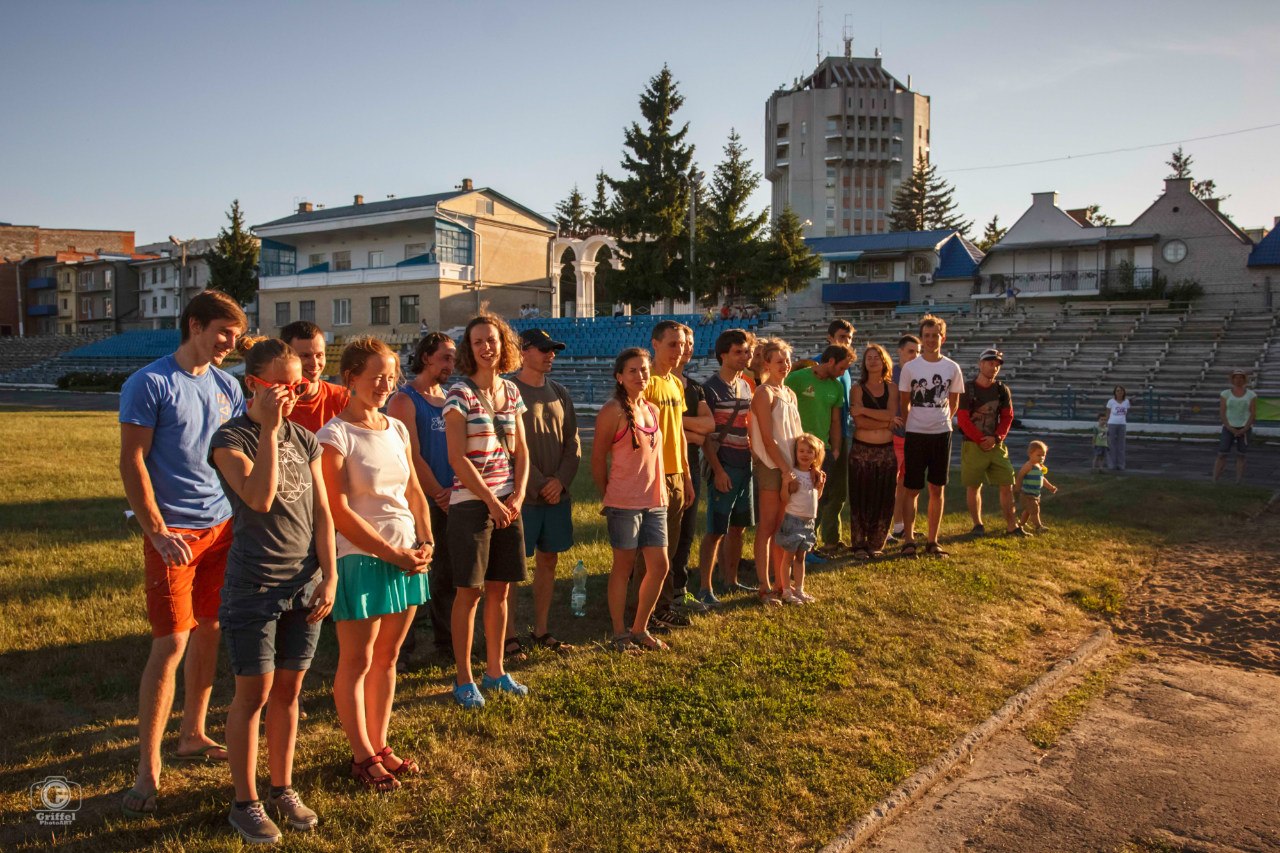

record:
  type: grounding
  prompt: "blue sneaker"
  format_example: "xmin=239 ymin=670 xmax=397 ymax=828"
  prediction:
xmin=695 ymin=588 xmax=723 ymax=608
xmin=481 ymin=672 xmax=529 ymax=697
xmin=452 ymin=681 xmax=485 ymax=709
xmin=805 ymin=551 xmax=827 ymax=565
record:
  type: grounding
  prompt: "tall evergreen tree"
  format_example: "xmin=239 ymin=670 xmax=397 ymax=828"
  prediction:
xmin=887 ymin=152 xmax=972 ymax=234
xmin=588 ymin=170 xmax=612 ymax=234
xmin=699 ymin=129 xmax=770 ymax=301
xmin=606 ymin=65 xmax=696 ymax=306
xmin=976 ymin=214 xmax=1007 ymax=251
xmin=763 ymin=206 xmax=822 ymax=299
xmin=205 ymin=199 xmax=259 ymax=306
xmin=554 ymin=185 xmax=588 ymax=237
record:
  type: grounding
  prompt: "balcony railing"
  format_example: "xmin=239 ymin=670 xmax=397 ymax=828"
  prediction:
xmin=259 ymin=261 xmax=475 ymax=291
xmin=27 ymin=304 xmax=58 ymax=316
xmin=28 ymin=277 xmax=56 ymax=290
xmin=975 ymin=267 xmax=1155 ymax=297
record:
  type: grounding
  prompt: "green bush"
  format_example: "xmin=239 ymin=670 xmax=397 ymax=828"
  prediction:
xmin=1167 ymin=279 xmax=1204 ymax=303
xmin=55 ymin=370 xmax=132 ymax=392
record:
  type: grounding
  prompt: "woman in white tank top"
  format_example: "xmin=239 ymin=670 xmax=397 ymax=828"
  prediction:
xmin=749 ymin=338 xmax=804 ymax=606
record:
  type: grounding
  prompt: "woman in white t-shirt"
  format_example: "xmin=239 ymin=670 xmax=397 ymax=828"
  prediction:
xmin=319 ymin=337 xmax=434 ymax=793
xmin=1105 ymin=386 xmax=1131 ymax=471
xmin=1214 ymin=369 xmax=1258 ymax=484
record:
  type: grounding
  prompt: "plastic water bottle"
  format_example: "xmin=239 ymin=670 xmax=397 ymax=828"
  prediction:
xmin=570 ymin=560 xmax=588 ymax=617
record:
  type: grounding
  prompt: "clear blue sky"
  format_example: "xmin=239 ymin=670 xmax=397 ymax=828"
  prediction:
xmin=2 ymin=0 xmax=1276 ymax=244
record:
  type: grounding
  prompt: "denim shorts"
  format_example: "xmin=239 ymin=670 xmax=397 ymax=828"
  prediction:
xmin=775 ymin=513 xmax=816 ymax=553
xmin=605 ymin=506 xmax=669 ymax=551
xmin=706 ymin=463 xmax=755 ymax=534
xmin=1219 ymin=427 xmax=1250 ymax=455
xmin=219 ymin=576 xmax=322 ymax=677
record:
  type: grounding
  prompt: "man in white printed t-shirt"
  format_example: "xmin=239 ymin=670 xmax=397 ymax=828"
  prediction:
xmin=897 ymin=314 xmax=964 ymax=559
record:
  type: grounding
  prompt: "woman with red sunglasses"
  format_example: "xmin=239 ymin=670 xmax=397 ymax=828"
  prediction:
xmin=209 ymin=335 xmax=337 ymax=843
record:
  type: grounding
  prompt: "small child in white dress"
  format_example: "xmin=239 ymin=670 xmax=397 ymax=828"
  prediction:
xmin=775 ymin=433 xmax=825 ymax=604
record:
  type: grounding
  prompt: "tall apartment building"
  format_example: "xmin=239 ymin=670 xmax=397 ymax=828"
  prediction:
xmin=765 ymin=42 xmax=930 ymax=238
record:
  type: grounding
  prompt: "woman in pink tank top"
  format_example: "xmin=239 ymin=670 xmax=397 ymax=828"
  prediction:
xmin=591 ymin=348 xmax=670 ymax=652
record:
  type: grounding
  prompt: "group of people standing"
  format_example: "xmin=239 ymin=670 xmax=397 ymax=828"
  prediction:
xmin=115 ymin=290 xmax=1047 ymax=843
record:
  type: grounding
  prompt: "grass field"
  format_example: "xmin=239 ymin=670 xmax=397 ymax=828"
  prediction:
xmin=0 ymin=408 xmax=1271 ymax=852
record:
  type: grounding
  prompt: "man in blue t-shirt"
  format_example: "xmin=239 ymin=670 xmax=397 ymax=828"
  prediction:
xmin=118 ymin=290 xmax=246 ymax=817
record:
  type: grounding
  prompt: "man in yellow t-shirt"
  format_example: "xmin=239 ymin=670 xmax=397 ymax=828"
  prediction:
xmin=636 ymin=320 xmax=697 ymax=626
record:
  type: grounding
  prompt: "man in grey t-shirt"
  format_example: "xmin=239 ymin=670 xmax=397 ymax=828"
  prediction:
xmin=508 ymin=328 xmax=580 ymax=653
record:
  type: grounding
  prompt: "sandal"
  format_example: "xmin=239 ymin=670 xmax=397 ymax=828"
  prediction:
xmin=376 ymin=746 xmax=419 ymax=778
xmin=171 ymin=743 xmax=228 ymax=762
xmin=351 ymin=754 xmax=400 ymax=793
xmin=852 ymin=547 xmax=871 ymax=561
xmin=900 ymin=542 xmax=918 ymax=559
xmin=503 ymin=636 xmax=530 ymax=662
xmin=924 ymin=542 xmax=950 ymax=559
xmin=611 ymin=633 xmax=641 ymax=653
xmin=530 ymin=631 xmax=574 ymax=653
xmin=758 ymin=590 xmax=782 ymax=608
xmin=122 ymin=787 xmax=157 ymax=818
xmin=630 ymin=630 xmax=670 ymax=651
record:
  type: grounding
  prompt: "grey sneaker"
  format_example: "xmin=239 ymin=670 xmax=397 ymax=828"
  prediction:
xmin=229 ymin=801 xmax=282 ymax=844
xmin=268 ymin=787 xmax=318 ymax=831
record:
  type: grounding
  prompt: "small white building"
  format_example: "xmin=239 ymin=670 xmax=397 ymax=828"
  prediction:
xmin=132 ymin=240 xmax=214 ymax=330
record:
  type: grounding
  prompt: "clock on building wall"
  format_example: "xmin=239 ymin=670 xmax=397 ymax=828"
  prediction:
xmin=1162 ymin=239 xmax=1188 ymax=263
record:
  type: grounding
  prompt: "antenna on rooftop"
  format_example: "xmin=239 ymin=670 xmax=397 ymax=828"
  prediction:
xmin=816 ymin=2 xmax=823 ymax=64
xmin=843 ymin=16 xmax=853 ymax=58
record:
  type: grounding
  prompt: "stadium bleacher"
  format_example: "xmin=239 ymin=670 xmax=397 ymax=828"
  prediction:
xmin=1 ymin=307 xmax=1272 ymax=426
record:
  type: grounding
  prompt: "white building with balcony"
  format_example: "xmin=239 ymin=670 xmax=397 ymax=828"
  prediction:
xmin=253 ymin=181 xmax=556 ymax=337
xmin=132 ymin=240 xmax=214 ymax=330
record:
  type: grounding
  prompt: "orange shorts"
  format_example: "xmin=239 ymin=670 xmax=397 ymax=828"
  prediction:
xmin=143 ymin=519 xmax=233 ymax=638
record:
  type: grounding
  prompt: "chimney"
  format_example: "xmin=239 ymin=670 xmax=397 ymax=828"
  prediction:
xmin=461 ymin=178 xmax=473 ymax=191
xmin=1204 ymin=198 xmax=1220 ymax=213
xmin=1273 ymin=216 xmax=1279 ymax=228
xmin=1031 ymin=191 xmax=1059 ymax=208
xmin=354 ymin=194 xmax=364 ymax=205
xmin=1164 ymin=177 xmax=1193 ymax=194
xmin=298 ymin=201 xmax=314 ymax=214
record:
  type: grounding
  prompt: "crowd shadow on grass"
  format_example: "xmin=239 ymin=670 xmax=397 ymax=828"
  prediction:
xmin=0 ymin=497 xmax=134 ymax=538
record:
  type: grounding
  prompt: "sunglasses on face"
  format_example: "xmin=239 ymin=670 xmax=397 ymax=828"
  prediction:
xmin=246 ymin=375 xmax=309 ymax=396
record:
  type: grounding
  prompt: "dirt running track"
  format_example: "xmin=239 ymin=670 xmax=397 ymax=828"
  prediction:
xmin=867 ymin=507 xmax=1280 ymax=852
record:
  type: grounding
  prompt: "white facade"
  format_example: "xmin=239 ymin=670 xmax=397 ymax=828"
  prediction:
xmin=133 ymin=240 xmax=213 ymax=329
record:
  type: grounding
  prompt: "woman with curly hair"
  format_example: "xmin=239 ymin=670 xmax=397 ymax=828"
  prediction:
xmin=443 ymin=314 xmax=531 ymax=708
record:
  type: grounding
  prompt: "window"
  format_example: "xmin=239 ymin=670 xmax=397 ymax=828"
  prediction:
xmin=777 ymin=122 xmax=789 ymax=139
xmin=103 ymin=297 xmax=113 ymax=317
xmin=912 ymin=256 xmax=930 ymax=275
xmin=299 ymin=300 xmax=315 ymax=322
xmin=260 ymin=240 xmax=297 ymax=277
xmin=405 ymin=242 xmax=428 ymax=261
xmin=160 ymin=294 xmax=167 ymax=309
xmin=60 ymin=298 xmax=67 ymax=311
xmin=370 ymin=296 xmax=390 ymax=325
xmin=399 ymin=294 xmax=419 ymax=324
xmin=368 ymin=250 xmax=384 ymax=268
xmin=151 ymin=296 xmax=158 ymax=313
xmin=105 ymin=268 xmax=114 ymax=287
xmin=333 ymin=298 xmax=351 ymax=326
xmin=308 ymin=253 xmax=326 ymax=269
xmin=160 ymin=266 xmax=167 ymax=283
xmin=800 ymin=121 xmax=807 ymax=136
xmin=475 ymin=199 xmax=494 ymax=216
xmin=151 ymin=268 xmax=158 ymax=284
xmin=333 ymin=251 xmax=351 ymax=271
xmin=81 ymin=296 xmax=91 ymax=318
xmin=436 ymin=224 xmax=473 ymax=265
xmin=275 ymin=302 xmax=291 ymax=327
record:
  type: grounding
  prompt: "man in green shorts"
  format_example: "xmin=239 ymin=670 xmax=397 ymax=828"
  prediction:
xmin=956 ymin=348 xmax=1026 ymax=537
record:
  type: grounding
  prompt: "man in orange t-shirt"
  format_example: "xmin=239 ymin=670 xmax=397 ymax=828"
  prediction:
xmin=281 ymin=321 xmax=349 ymax=433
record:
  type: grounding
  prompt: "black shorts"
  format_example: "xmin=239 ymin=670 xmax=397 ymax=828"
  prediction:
xmin=903 ymin=432 xmax=952 ymax=490
xmin=446 ymin=499 xmax=528 ymax=589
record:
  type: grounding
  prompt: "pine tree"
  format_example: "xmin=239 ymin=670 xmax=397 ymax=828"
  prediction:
xmin=1166 ymin=146 xmax=1193 ymax=179
xmin=1085 ymin=204 xmax=1116 ymax=227
xmin=699 ymin=129 xmax=770 ymax=302
xmin=976 ymin=215 xmax=1007 ymax=251
xmin=554 ymin=185 xmax=588 ymax=238
xmin=607 ymin=65 xmax=696 ymax=307
xmin=764 ymin=206 xmax=822 ymax=299
xmin=588 ymin=171 xmax=612 ymax=234
xmin=887 ymin=152 xmax=972 ymax=234
xmin=205 ymin=199 xmax=259 ymax=306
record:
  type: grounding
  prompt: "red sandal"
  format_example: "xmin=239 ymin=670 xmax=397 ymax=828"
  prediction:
xmin=351 ymin=754 xmax=400 ymax=793
xmin=376 ymin=746 xmax=419 ymax=778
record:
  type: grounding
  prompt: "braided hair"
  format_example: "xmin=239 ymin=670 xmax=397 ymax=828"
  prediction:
xmin=613 ymin=347 xmax=650 ymax=450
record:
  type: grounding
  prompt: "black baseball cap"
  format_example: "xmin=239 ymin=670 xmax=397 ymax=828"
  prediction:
xmin=979 ymin=347 xmax=1004 ymax=364
xmin=520 ymin=328 xmax=566 ymax=352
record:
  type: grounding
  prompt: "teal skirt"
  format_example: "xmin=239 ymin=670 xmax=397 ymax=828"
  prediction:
xmin=333 ymin=554 xmax=430 ymax=622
